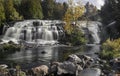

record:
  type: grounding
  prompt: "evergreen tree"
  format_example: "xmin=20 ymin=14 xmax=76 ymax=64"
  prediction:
xmin=4 ymin=0 xmax=22 ymax=22
xmin=20 ymin=0 xmax=43 ymax=19
xmin=53 ymin=3 xmax=65 ymax=20
xmin=42 ymin=0 xmax=55 ymax=19
xmin=0 ymin=0 xmax=5 ymax=26
xmin=101 ymin=0 xmax=120 ymax=38
xmin=53 ymin=2 xmax=68 ymax=20
xmin=63 ymin=2 xmax=68 ymax=16
xmin=13 ymin=0 xmax=22 ymax=14
xmin=29 ymin=0 xmax=43 ymax=19
xmin=20 ymin=0 xmax=29 ymax=19
xmin=84 ymin=2 xmax=99 ymax=21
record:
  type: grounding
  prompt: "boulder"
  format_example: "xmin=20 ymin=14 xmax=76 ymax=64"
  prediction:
xmin=0 ymin=64 xmax=8 ymax=69
xmin=51 ymin=61 xmax=83 ymax=75
xmin=32 ymin=65 xmax=49 ymax=76
xmin=67 ymin=54 xmax=82 ymax=64
xmin=78 ymin=68 xmax=101 ymax=76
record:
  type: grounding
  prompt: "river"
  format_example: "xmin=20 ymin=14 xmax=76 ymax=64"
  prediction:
xmin=0 ymin=44 xmax=101 ymax=70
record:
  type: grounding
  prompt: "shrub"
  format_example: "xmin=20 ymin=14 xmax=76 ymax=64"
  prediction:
xmin=100 ymin=38 xmax=120 ymax=60
xmin=61 ymin=25 xmax=86 ymax=46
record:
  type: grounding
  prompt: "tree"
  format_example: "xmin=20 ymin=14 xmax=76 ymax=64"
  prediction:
xmin=84 ymin=2 xmax=99 ymax=21
xmin=42 ymin=0 xmax=55 ymax=19
xmin=13 ymin=0 xmax=22 ymax=15
xmin=63 ymin=2 xmax=68 ymax=14
xmin=100 ymin=0 xmax=120 ymax=39
xmin=0 ymin=0 xmax=5 ymax=26
xmin=0 ymin=0 xmax=5 ymax=35
xmin=4 ymin=0 xmax=22 ymax=22
xmin=63 ymin=0 xmax=85 ymax=34
xmin=53 ymin=2 xmax=68 ymax=20
xmin=20 ymin=0 xmax=43 ymax=19
xmin=62 ymin=0 xmax=86 ymax=45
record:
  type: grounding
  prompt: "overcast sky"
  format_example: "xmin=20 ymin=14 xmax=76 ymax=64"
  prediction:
xmin=56 ymin=0 xmax=105 ymax=9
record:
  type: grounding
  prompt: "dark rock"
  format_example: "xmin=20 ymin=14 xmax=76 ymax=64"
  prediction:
xmin=8 ymin=41 xmax=15 ymax=44
xmin=41 ymin=51 xmax=47 ymax=54
xmin=0 ymin=40 xmax=3 ymax=42
xmin=9 ymin=68 xmax=16 ymax=76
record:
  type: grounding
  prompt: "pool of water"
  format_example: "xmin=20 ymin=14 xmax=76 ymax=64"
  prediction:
xmin=0 ymin=44 xmax=101 ymax=69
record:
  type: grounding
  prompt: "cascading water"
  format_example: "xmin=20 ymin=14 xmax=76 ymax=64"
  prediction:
xmin=77 ymin=21 xmax=102 ymax=44
xmin=2 ymin=20 xmax=64 ymax=45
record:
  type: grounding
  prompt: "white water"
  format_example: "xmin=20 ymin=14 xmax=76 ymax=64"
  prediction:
xmin=2 ymin=20 xmax=102 ymax=45
xmin=77 ymin=21 xmax=102 ymax=44
xmin=2 ymin=20 xmax=64 ymax=45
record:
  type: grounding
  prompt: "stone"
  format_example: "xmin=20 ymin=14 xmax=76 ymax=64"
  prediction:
xmin=67 ymin=54 xmax=82 ymax=63
xmin=0 ymin=64 xmax=8 ymax=69
xmin=78 ymin=68 xmax=101 ymax=76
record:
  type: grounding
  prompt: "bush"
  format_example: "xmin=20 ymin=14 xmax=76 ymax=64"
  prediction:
xmin=0 ymin=43 xmax=21 ymax=54
xmin=2 ymin=44 xmax=20 ymax=52
xmin=61 ymin=25 xmax=86 ymax=46
xmin=100 ymin=38 xmax=120 ymax=60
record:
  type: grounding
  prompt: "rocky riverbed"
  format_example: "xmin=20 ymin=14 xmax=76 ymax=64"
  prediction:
xmin=0 ymin=53 xmax=119 ymax=76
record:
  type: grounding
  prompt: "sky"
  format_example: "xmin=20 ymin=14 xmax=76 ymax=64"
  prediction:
xmin=56 ymin=0 xmax=105 ymax=9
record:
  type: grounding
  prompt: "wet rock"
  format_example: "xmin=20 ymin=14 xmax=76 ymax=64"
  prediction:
xmin=51 ymin=61 xmax=83 ymax=75
xmin=77 ymin=55 xmax=95 ymax=69
xmin=8 ymin=41 xmax=15 ymax=44
xmin=110 ymin=57 xmax=120 ymax=73
xmin=110 ymin=57 xmax=120 ymax=62
xmin=9 ymin=68 xmax=17 ymax=76
xmin=41 ymin=51 xmax=47 ymax=54
xmin=83 ymin=55 xmax=92 ymax=60
xmin=0 ymin=64 xmax=8 ymax=76
xmin=32 ymin=65 xmax=49 ymax=76
xmin=78 ymin=68 xmax=101 ymax=76
xmin=0 ymin=64 xmax=8 ymax=69
xmin=67 ymin=54 xmax=82 ymax=64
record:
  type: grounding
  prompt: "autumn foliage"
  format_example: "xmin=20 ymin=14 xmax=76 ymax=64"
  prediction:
xmin=63 ymin=0 xmax=85 ymax=34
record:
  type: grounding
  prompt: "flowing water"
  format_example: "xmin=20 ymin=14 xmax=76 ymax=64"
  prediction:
xmin=2 ymin=20 xmax=64 ymax=45
xmin=0 ymin=45 xmax=101 ymax=69
xmin=77 ymin=21 xmax=102 ymax=44
xmin=0 ymin=20 xmax=103 ymax=75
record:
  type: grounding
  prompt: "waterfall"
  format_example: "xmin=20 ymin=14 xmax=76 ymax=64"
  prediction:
xmin=78 ymin=21 xmax=102 ymax=44
xmin=2 ymin=20 xmax=64 ymax=45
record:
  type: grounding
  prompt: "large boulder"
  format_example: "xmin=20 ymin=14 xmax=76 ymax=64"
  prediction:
xmin=32 ymin=65 xmax=49 ymax=76
xmin=67 ymin=54 xmax=82 ymax=64
xmin=78 ymin=68 xmax=101 ymax=76
xmin=51 ymin=61 xmax=83 ymax=75
xmin=57 ymin=61 xmax=83 ymax=75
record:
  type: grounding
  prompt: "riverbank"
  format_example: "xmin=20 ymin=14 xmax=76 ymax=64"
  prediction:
xmin=0 ymin=41 xmax=119 ymax=76
xmin=0 ymin=53 xmax=117 ymax=76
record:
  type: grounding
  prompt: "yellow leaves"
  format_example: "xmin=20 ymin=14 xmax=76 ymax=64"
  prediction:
xmin=63 ymin=2 xmax=85 ymax=34
xmin=72 ymin=6 xmax=85 ymax=20
xmin=103 ymin=38 xmax=120 ymax=50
